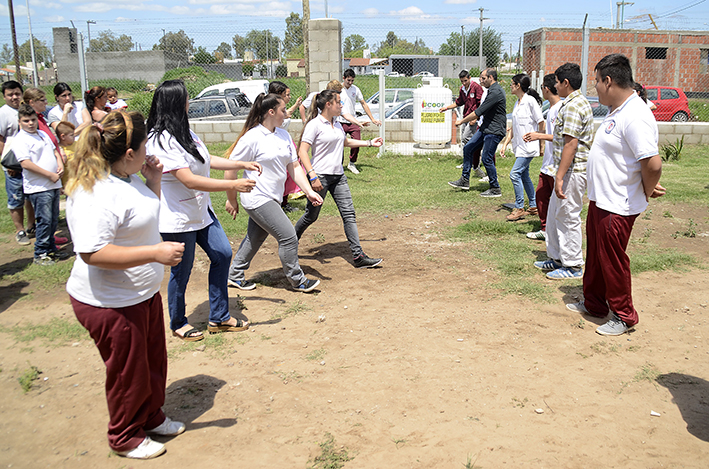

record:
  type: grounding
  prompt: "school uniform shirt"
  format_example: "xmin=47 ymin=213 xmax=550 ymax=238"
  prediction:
xmin=146 ymin=130 xmax=212 ymax=234
xmin=302 ymin=115 xmax=346 ymax=176
xmin=13 ymin=129 xmax=62 ymax=194
xmin=587 ymin=93 xmax=659 ymax=216
xmin=47 ymin=101 xmax=86 ymax=128
xmin=338 ymin=84 xmax=363 ymax=124
xmin=66 ymin=174 xmax=164 ymax=308
xmin=540 ymin=101 xmax=563 ymax=176
xmin=230 ymin=124 xmax=298 ymax=210
xmin=511 ymin=93 xmax=545 ymax=158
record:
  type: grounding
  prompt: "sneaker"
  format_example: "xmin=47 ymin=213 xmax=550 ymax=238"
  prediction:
xmin=479 ymin=176 xmax=489 ymax=183
xmin=456 ymin=163 xmax=463 ymax=169
xmin=353 ymin=254 xmax=383 ymax=268
xmin=33 ymin=254 xmax=55 ymax=266
xmin=526 ymin=207 xmax=538 ymax=216
xmin=282 ymin=204 xmax=297 ymax=213
xmin=54 ymin=235 xmax=69 ymax=245
xmin=474 ymin=167 xmax=486 ymax=179
xmin=115 ymin=437 xmax=166 ymax=459
xmin=533 ymin=259 xmax=562 ymax=271
xmin=506 ymin=208 xmax=527 ymax=221
xmin=596 ymin=313 xmax=632 ymax=336
xmin=347 ymin=163 xmax=360 ymax=174
xmin=15 ymin=230 xmax=30 ymax=246
xmin=146 ymin=417 xmax=186 ymax=437
xmin=294 ymin=278 xmax=320 ymax=293
xmin=546 ymin=266 xmax=583 ymax=279
xmin=26 ymin=225 xmax=36 ymax=237
xmin=448 ymin=177 xmax=470 ymax=191
xmin=49 ymin=250 xmax=70 ymax=261
xmin=228 ymin=279 xmax=256 ymax=290
xmin=480 ymin=188 xmax=502 ymax=198
xmin=526 ymin=230 xmax=546 ymax=240
xmin=566 ymin=301 xmax=589 ymax=314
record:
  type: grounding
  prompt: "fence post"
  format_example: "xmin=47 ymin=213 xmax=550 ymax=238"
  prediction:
xmin=378 ymin=69 xmax=385 ymax=157
xmin=581 ymin=14 xmax=590 ymax=96
xmin=77 ymin=33 xmax=88 ymax=95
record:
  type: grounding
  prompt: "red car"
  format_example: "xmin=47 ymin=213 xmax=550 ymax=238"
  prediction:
xmin=645 ymin=86 xmax=691 ymax=122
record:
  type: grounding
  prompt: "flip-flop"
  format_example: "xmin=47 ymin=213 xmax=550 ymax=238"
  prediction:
xmin=207 ymin=318 xmax=249 ymax=333
xmin=172 ymin=327 xmax=204 ymax=342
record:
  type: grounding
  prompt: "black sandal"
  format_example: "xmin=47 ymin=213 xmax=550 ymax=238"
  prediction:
xmin=207 ymin=318 xmax=249 ymax=333
xmin=172 ymin=327 xmax=204 ymax=342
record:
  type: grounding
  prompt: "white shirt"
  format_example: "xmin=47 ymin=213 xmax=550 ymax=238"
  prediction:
xmin=302 ymin=92 xmax=318 ymax=113
xmin=106 ymin=99 xmax=128 ymax=110
xmin=146 ymin=130 xmax=213 ymax=233
xmin=13 ymin=129 xmax=62 ymax=194
xmin=477 ymin=88 xmax=488 ymax=127
xmin=541 ymin=101 xmax=563 ymax=176
xmin=47 ymin=101 xmax=86 ymax=128
xmin=587 ymin=93 xmax=659 ymax=216
xmin=66 ymin=174 xmax=164 ymax=308
xmin=0 ymin=104 xmax=19 ymax=140
xmin=339 ymin=84 xmax=363 ymax=124
xmin=229 ymin=124 xmax=298 ymax=210
xmin=511 ymin=93 xmax=545 ymax=158
xmin=302 ymin=115 xmax=346 ymax=176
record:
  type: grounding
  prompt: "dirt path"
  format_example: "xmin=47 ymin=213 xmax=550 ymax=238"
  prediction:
xmin=1 ymin=205 xmax=708 ymax=468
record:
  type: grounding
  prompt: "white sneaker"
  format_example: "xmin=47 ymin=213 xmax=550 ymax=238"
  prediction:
xmin=478 ymin=175 xmax=489 ymax=183
xmin=116 ymin=437 xmax=166 ymax=459
xmin=146 ymin=416 xmax=186 ymax=436
xmin=456 ymin=163 xmax=463 ymax=169
xmin=347 ymin=163 xmax=360 ymax=174
xmin=566 ymin=301 xmax=589 ymax=314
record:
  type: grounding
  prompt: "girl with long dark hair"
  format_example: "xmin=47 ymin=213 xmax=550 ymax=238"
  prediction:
xmin=47 ymin=82 xmax=90 ymax=133
xmin=146 ymin=79 xmax=262 ymax=341
xmin=225 ymin=93 xmax=323 ymax=292
xmin=85 ymin=86 xmax=109 ymax=123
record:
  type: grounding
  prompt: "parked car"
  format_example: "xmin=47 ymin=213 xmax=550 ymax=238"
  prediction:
xmin=412 ymin=71 xmax=434 ymax=78
xmin=193 ymin=79 xmax=269 ymax=105
xmin=355 ymin=88 xmax=415 ymax=116
xmin=359 ymin=99 xmax=414 ymax=123
xmin=386 ymin=72 xmax=402 ymax=77
xmin=187 ymin=92 xmax=251 ymax=120
xmin=645 ymin=85 xmax=691 ymax=121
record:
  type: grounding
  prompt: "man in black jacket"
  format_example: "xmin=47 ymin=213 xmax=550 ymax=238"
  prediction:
xmin=448 ymin=68 xmax=507 ymax=197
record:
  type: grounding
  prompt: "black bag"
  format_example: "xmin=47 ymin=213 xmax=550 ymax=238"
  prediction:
xmin=1 ymin=149 xmax=22 ymax=172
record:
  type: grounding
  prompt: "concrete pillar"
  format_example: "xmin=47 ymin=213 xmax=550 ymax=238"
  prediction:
xmin=308 ymin=18 xmax=342 ymax=93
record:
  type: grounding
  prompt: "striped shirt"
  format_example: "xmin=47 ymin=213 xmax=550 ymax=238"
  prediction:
xmin=551 ymin=89 xmax=594 ymax=174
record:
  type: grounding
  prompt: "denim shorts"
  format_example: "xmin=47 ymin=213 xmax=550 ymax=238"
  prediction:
xmin=4 ymin=170 xmax=25 ymax=210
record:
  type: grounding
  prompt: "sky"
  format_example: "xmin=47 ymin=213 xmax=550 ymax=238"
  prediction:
xmin=2 ymin=0 xmax=709 ymax=57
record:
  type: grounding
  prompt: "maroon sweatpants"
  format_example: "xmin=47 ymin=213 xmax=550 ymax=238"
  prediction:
xmin=536 ymin=173 xmax=554 ymax=231
xmin=583 ymin=202 xmax=639 ymax=326
xmin=341 ymin=122 xmax=361 ymax=163
xmin=71 ymin=293 xmax=168 ymax=453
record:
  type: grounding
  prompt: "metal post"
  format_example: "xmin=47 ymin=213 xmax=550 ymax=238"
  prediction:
xmin=377 ymin=68 xmax=385 ymax=157
xmin=581 ymin=14 xmax=590 ymax=96
xmin=87 ymin=20 xmax=95 ymax=52
xmin=77 ymin=33 xmax=88 ymax=95
xmin=479 ymin=8 xmax=484 ymax=72
xmin=25 ymin=0 xmax=38 ymax=86
xmin=461 ymin=25 xmax=465 ymax=70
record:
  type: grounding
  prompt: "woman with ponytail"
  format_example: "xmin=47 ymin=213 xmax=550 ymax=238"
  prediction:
xmin=84 ymin=86 xmax=109 ymax=123
xmin=499 ymin=73 xmax=545 ymax=221
xmin=295 ymin=90 xmax=384 ymax=268
xmin=146 ymin=79 xmax=261 ymax=341
xmin=225 ymin=93 xmax=323 ymax=292
xmin=65 ymin=111 xmax=186 ymax=460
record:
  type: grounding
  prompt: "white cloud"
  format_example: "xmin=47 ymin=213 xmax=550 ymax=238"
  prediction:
xmin=388 ymin=6 xmax=443 ymax=22
xmin=362 ymin=8 xmax=378 ymax=17
xmin=444 ymin=0 xmax=476 ymax=3
xmin=43 ymin=15 xmax=65 ymax=22
xmin=540 ymin=17 xmax=546 ymax=22
xmin=208 ymin=1 xmax=290 ymax=16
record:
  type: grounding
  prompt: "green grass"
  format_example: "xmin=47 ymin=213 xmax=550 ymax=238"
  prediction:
xmin=11 ymin=317 xmax=89 ymax=345
xmin=657 ymin=144 xmax=709 ymax=204
xmin=308 ymin=433 xmax=353 ymax=469
xmin=688 ymin=99 xmax=709 ymax=122
xmin=17 ymin=364 xmax=41 ymax=393
xmin=629 ymin=245 xmax=699 ymax=274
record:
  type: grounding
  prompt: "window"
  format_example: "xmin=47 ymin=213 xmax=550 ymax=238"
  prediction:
xmin=660 ymin=88 xmax=679 ymax=100
xmin=398 ymin=90 xmax=414 ymax=102
xmin=188 ymin=101 xmax=206 ymax=118
xmin=646 ymin=88 xmax=658 ymax=101
xmin=209 ymin=101 xmax=227 ymax=115
xmin=645 ymin=47 xmax=667 ymax=60
xmin=384 ymin=90 xmax=396 ymax=104
xmin=701 ymin=49 xmax=709 ymax=74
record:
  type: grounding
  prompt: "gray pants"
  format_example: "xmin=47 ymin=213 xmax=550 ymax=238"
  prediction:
xmin=460 ymin=122 xmax=476 ymax=146
xmin=229 ymin=199 xmax=306 ymax=287
xmin=295 ymin=173 xmax=363 ymax=259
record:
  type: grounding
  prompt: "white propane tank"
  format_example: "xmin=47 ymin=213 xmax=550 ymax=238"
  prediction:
xmin=413 ymin=77 xmax=453 ymax=148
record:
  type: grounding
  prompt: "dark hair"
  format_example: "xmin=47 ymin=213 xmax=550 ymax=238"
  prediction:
xmin=542 ymin=73 xmax=558 ymax=95
xmin=299 ymin=90 xmax=338 ymax=145
xmin=226 ymin=93 xmax=284 ymax=155
xmin=343 ymin=69 xmax=356 ymax=79
xmin=633 ymin=82 xmax=647 ymax=102
xmin=484 ymin=68 xmax=497 ymax=81
xmin=106 ymin=87 xmax=118 ymax=94
xmin=268 ymin=81 xmax=288 ymax=95
xmin=2 ymin=80 xmax=22 ymax=95
xmin=66 ymin=111 xmax=147 ymax=194
xmin=18 ymin=103 xmax=37 ymax=118
xmin=595 ymin=53 xmax=634 ymax=89
xmin=53 ymin=82 xmax=72 ymax=98
xmin=146 ymin=80 xmax=203 ymax=163
xmin=459 ymin=70 xmax=470 ymax=79
xmin=554 ymin=63 xmax=583 ymax=90
xmin=512 ymin=74 xmax=542 ymax=105
xmin=85 ymin=86 xmax=106 ymax=111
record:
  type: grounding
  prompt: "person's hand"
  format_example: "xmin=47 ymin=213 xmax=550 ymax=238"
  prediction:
xmin=62 ymin=102 xmax=74 ymax=113
xmin=523 ymin=132 xmax=540 ymax=142
xmin=311 ymin=177 xmax=323 ymax=192
xmin=242 ymin=161 xmax=263 ymax=176
xmin=294 ymin=96 xmax=303 ymax=107
xmin=499 ymin=146 xmax=507 ymax=158
xmin=554 ymin=177 xmax=566 ymax=199
xmin=650 ymin=183 xmax=666 ymax=199
xmin=371 ymin=137 xmax=384 ymax=147
xmin=372 ymin=119 xmax=382 ymax=126
xmin=359 ymin=121 xmax=370 ymax=128
xmin=306 ymin=190 xmax=323 ymax=206
xmin=233 ymin=178 xmax=256 ymax=193
xmin=225 ymin=199 xmax=239 ymax=219
xmin=141 ymin=155 xmax=163 ymax=185
xmin=155 ymin=241 xmax=184 ymax=266
xmin=455 ymin=119 xmax=463 ymax=127
xmin=48 ymin=172 xmax=61 ymax=183
xmin=439 ymin=106 xmax=448 ymax=113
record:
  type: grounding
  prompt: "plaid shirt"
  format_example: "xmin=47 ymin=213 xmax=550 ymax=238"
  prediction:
xmin=550 ymin=89 xmax=594 ymax=174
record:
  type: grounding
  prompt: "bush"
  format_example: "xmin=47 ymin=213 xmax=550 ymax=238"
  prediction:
xmin=275 ymin=64 xmax=288 ymax=78
xmin=127 ymin=91 xmax=154 ymax=117
xmin=160 ymin=66 xmax=228 ymax=98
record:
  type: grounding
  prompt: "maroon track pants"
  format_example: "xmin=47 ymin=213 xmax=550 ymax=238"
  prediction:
xmin=341 ymin=122 xmax=361 ymax=163
xmin=536 ymin=173 xmax=554 ymax=231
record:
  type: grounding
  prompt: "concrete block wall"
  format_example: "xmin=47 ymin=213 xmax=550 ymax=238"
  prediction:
xmin=308 ymin=19 xmax=342 ymax=93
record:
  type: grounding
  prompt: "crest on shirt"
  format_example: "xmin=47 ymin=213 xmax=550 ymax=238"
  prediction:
xmin=604 ymin=120 xmax=616 ymax=134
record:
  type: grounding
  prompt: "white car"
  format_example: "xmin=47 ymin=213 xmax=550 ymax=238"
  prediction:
xmin=354 ymin=88 xmax=415 ymax=117
xmin=358 ymin=99 xmax=414 ymax=123
xmin=413 ymin=71 xmax=434 ymax=77
xmin=194 ymin=79 xmax=269 ymax=105
xmin=386 ymin=72 xmax=402 ymax=77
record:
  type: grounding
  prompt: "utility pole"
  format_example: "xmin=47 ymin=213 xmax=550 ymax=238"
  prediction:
xmin=8 ymin=0 xmax=22 ymax=82
xmin=616 ymin=2 xmax=634 ymax=29
xmin=87 ymin=20 xmax=96 ymax=51
xmin=478 ymin=8 xmax=489 ymax=72
xmin=25 ymin=0 xmax=38 ymax=86
xmin=461 ymin=25 xmax=465 ymax=70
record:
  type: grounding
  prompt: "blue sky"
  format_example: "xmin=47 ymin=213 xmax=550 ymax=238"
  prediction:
xmin=2 ymin=0 xmax=709 ymax=56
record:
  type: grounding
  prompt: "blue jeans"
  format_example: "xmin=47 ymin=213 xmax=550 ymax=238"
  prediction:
xmin=5 ymin=171 xmax=25 ymax=209
xmin=510 ymin=157 xmax=536 ymax=209
xmin=295 ymin=173 xmax=363 ymax=259
xmin=462 ymin=131 xmax=503 ymax=189
xmin=27 ymin=189 xmax=59 ymax=257
xmin=161 ymin=210 xmax=232 ymax=331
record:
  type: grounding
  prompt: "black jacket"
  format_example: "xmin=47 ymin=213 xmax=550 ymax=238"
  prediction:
xmin=474 ymin=82 xmax=507 ymax=137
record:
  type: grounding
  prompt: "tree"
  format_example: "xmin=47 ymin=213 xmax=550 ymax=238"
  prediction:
xmin=343 ymin=34 xmax=367 ymax=58
xmin=245 ymin=30 xmax=279 ymax=61
xmin=384 ymin=31 xmax=398 ymax=48
xmin=153 ymin=30 xmax=194 ymax=56
xmin=242 ymin=63 xmax=254 ymax=76
xmin=214 ymin=42 xmax=232 ymax=61
xmin=89 ymin=30 xmax=133 ymax=52
xmin=438 ymin=27 xmax=503 ymax=67
xmin=193 ymin=46 xmax=216 ymax=64
xmin=18 ymin=37 xmax=51 ymax=66
xmin=0 ymin=44 xmax=13 ymax=66
xmin=375 ymin=35 xmax=430 ymax=58
xmin=232 ymin=34 xmax=246 ymax=59
xmin=275 ymin=64 xmax=288 ymax=77
xmin=283 ymin=12 xmax=303 ymax=57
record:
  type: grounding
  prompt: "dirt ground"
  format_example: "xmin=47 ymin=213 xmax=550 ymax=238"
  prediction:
xmin=1 ymin=200 xmax=708 ymax=468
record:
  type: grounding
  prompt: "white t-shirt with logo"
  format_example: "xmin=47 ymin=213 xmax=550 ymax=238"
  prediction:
xmin=511 ymin=93 xmax=545 ymax=158
xmin=66 ymin=174 xmax=164 ymax=308
xmin=146 ymin=130 xmax=213 ymax=234
xmin=302 ymin=115 xmax=346 ymax=176
xmin=229 ymin=124 xmax=298 ymax=210
xmin=541 ymin=100 xmax=563 ymax=176
xmin=339 ymin=84 xmax=363 ymax=124
xmin=587 ymin=93 xmax=659 ymax=216
xmin=13 ymin=129 xmax=62 ymax=194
